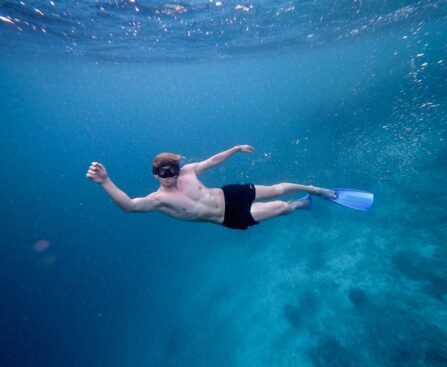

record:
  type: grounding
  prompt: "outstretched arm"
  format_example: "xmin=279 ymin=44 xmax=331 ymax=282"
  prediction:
xmin=193 ymin=145 xmax=255 ymax=175
xmin=86 ymin=162 xmax=160 ymax=212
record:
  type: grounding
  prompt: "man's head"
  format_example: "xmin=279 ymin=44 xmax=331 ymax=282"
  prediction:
xmin=152 ymin=153 xmax=182 ymax=186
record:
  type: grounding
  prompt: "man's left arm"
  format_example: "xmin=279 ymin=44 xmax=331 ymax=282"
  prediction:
xmin=191 ymin=145 xmax=255 ymax=175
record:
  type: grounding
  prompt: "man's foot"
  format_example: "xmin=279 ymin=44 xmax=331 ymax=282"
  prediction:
xmin=289 ymin=194 xmax=312 ymax=210
xmin=310 ymin=186 xmax=337 ymax=199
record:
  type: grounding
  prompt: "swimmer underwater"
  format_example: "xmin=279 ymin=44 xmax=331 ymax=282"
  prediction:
xmin=86 ymin=145 xmax=372 ymax=230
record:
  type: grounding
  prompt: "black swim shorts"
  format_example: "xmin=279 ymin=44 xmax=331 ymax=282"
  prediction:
xmin=221 ymin=184 xmax=259 ymax=230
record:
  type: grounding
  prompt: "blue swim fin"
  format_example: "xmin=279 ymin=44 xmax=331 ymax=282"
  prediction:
xmin=324 ymin=188 xmax=374 ymax=211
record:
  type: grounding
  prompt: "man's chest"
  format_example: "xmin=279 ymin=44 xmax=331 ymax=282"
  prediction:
xmin=176 ymin=175 xmax=207 ymax=201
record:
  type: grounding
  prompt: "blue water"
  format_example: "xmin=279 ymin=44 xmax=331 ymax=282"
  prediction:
xmin=1 ymin=1 xmax=446 ymax=366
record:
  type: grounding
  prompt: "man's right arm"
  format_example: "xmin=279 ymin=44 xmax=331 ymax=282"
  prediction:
xmin=87 ymin=162 xmax=159 ymax=213
xmin=101 ymin=178 xmax=160 ymax=213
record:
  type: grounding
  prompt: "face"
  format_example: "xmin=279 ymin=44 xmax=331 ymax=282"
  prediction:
xmin=152 ymin=162 xmax=180 ymax=187
xmin=156 ymin=165 xmax=179 ymax=177
xmin=156 ymin=174 xmax=178 ymax=187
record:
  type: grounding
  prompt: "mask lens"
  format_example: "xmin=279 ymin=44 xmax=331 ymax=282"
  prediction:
xmin=156 ymin=165 xmax=179 ymax=178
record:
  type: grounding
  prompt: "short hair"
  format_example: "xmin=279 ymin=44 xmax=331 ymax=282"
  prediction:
xmin=152 ymin=152 xmax=182 ymax=168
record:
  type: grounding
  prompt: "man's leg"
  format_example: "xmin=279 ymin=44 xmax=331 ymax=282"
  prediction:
xmin=250 ymin=198 xmax=311 ymax=222
xmin=254 ymin=183 xmax=336 ymax=201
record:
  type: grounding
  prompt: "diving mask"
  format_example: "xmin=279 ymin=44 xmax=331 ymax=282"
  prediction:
xmin=152 ymin=163 xmax=180 ymax=178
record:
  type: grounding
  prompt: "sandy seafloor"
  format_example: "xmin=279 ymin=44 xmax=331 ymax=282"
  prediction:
xmin=0 ymin=1 xmax=446 ymax=366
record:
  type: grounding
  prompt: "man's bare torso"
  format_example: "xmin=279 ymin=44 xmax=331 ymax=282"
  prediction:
xmin=153 ymin=164 xmax=225 ymax=224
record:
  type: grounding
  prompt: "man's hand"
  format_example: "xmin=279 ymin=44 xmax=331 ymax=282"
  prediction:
xmin=86 ymin=162 xmax=108 ymax=184
xmin=237 ymin=145 xmax=255 ymax=153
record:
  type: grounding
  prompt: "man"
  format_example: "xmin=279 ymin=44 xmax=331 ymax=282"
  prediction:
xmin=86 ymin=145 xmax=336 ymax=230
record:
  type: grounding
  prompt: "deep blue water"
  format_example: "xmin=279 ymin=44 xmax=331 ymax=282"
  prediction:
xmin=1 ymin=1 xmax=446 ymax=366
